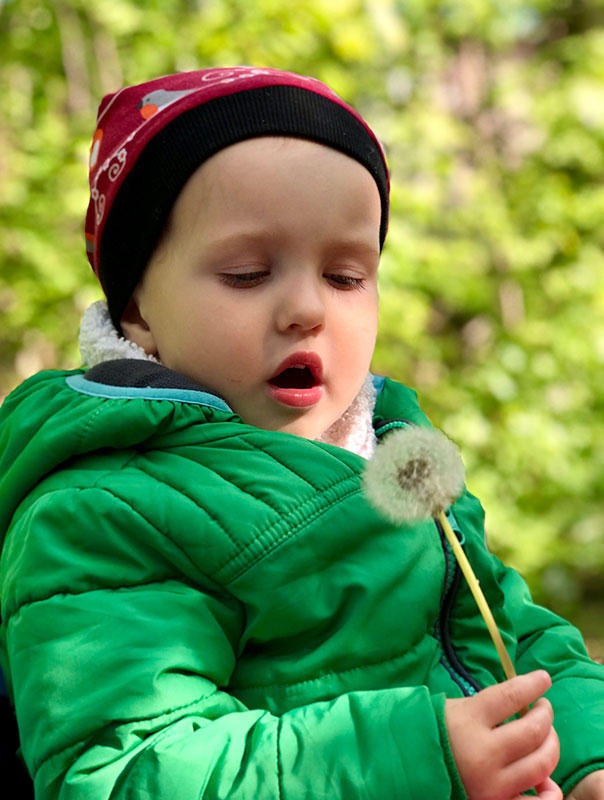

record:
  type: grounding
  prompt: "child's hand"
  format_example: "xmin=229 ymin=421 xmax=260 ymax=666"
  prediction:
xmin=566 ymin=769 xmax=604 ymax=800
xmin=445 ymin=670 xmax=561 ymax=800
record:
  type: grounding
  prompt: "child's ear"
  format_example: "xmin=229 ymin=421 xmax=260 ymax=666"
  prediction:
xmin=120 ymin=296 xmax=159 ymax=356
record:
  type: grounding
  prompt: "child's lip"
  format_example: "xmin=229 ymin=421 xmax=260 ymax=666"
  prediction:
xmin=268 ymin=352 xmax=323 ymax=384
xmin=266 ymin=383 xmax=323 ymax=408
xmin=266 ymin=352 xmax=324 ymax=408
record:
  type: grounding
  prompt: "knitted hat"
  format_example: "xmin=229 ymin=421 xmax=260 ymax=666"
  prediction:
xmin=85 ymin=67 xmax=390 ymax=330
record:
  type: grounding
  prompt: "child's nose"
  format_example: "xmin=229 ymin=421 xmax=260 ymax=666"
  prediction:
xmin=275 ymin=275 xmax=325 ymax=333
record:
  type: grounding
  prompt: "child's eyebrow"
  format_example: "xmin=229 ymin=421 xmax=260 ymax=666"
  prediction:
xmin=204 ymin=231 xmax=380 ymax=259
xmin=327 ymin=240 xmax=380 ymax=258
xmin=203 ymin=231 xmax=273 ymax=255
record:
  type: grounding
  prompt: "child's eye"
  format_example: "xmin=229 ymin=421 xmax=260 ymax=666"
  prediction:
xmin=220 ymin=271 xmax=269 ymax=288
xmin=326 ymin=273 xmax=365 ymax=290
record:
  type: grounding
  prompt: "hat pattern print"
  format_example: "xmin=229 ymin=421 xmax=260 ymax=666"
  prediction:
xmin=137 ymin=89 xmax=196 ymax=120
xmin=86 ymin=69 xmax=282 ymax=252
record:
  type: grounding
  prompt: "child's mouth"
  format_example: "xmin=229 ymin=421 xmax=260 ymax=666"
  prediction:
xmin=267 ymin=353 xmax=324 ymax=408
xmin=270 ymin=366 xmax=315 ymax=389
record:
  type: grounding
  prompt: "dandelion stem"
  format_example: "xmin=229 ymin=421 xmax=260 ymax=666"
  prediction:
xmin=438 ymin=510 xmax=517 ymax=682
xmin=439 ymin=512 xmax=529 ymax=717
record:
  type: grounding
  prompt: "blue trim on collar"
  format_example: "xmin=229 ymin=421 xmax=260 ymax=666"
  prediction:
xmin=65 ymin=373 xmax=233 ymax=412
xmin=371 ymin=373 xmax=386 ymax=395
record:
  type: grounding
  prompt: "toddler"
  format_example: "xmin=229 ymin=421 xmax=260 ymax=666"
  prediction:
xmin=1 ymin=67 xmax=603 ymax=800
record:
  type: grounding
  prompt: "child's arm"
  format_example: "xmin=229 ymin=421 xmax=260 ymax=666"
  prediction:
xmin=445 ymin=671 xmax=562 ymax=799
xmin=2 ymin=485 xmax=466 ymax=800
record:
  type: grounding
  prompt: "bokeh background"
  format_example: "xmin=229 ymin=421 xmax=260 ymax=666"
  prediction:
xmin=1 ymin=0 xmax=603 ymax=657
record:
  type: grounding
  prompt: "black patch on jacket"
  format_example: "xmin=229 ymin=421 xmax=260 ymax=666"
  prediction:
xmin=84 ymin=359 xmax=223 ymax=398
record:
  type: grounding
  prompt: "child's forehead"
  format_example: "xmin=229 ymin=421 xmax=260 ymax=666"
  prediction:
xmin=192 ymin=134 xmax=360 ymax=174
xmin=173 ymin=136 xmax=381 ymax=217
xmin=158 ymin=138 xmax=382 ymax=266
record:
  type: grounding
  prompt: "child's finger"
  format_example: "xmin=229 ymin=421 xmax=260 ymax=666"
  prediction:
xmin=475 ymin=670 xmax=552 ymax=728
xmin=508 ymin=777 xmax=563 ymax=800
xmin=533 ymin=777 xmax=564 ymax=800
xmin=495 ymin=697 xmax=554 ymax=765
xmin=478 ymin=671 xmax=552 ymax=727
xmin=500 ymin=726 xmax=560 ymax=797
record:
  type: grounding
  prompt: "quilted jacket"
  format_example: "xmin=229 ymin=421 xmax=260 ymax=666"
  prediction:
xmin=1 ymin=360 xmax=604 ymax=799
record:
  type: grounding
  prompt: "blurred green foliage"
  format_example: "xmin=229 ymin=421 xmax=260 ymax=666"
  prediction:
xmin=1 ymin=0 xmax=603 ymax=643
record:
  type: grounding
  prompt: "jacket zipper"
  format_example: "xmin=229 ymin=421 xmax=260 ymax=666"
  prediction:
xmin=434 ymin=514 xmax=480 ymax=695
xmin=374 ymin=419 xmax=480 ymax=697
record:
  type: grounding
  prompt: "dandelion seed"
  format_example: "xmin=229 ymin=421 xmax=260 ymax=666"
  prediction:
xmin=362 ymin=426 xmax=465 ymax=523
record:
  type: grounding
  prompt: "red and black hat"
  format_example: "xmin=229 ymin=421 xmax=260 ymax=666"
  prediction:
xmin=85 ymin=67 xmax=390 ymax=330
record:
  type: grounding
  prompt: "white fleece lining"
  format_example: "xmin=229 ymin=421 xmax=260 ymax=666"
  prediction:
xmin=79 ymin=301 xmax=161 ymax=367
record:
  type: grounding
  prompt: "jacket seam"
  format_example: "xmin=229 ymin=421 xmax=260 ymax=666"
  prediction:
xmin=230 ymin=635 xmax=428 ymax=694
xmin=4 ymin=486 xmax=236 ymax=620
xmin=76 ymin=402 xmax=118 ymax=452
xmin=88 ymin=485 xmax=241 ymax=595
xmin=220 ymin=477 xmax=360 ymax=583
xmin=33 ymin=687 xmax=221 ymax=778
xmin=126 ymin=450 xmax=286 ymax=518
xmin=277 ymin=715 xmax=284 ymax=800
xmin=94 ymin=469 xmax=243 ymax=556
xmin=8 ymin=472 xmax=358 ymax=604
xmin=8 ymin=576 xmax=223 ymax=620
xmin=235 ymin=436 xmax=319 ymax=490
xmin=236 ymin=433 xmax=356 ymax=490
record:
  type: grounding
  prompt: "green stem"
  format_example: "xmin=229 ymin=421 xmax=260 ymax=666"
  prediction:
xmin=438 ymin=510 xmax=517 ymax=681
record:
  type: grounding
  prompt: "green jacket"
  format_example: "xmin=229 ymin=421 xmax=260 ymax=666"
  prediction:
xmin=1 ymin=361 xmax=603 ymax=799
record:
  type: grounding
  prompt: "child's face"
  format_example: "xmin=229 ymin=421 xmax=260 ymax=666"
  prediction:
xmin=123 ymin=136 xmax=381 ymax=439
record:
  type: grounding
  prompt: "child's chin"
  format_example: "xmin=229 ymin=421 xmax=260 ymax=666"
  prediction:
xmin=278 ymin=409 xmax=347 ymax=441
xmin=267 ymin=410 xmax=327 ymax=440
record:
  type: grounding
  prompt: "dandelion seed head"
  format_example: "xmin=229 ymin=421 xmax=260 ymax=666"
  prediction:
xmin=363 ymin=426 xmax=465 ymax=523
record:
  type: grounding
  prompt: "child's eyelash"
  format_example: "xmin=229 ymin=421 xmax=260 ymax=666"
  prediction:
xmin=220 ymin=272 xmax=268 ymax=288
xmin=219 ymin=272 xmax=365 ymax=290
xmin=326 ymin=274 xmax=365 ymax=290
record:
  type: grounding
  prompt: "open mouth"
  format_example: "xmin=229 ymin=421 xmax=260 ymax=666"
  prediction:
xmin=266 ymin=353 xmax=324 ymax=408
xmin=269 ymin=365 xmax=316 ymax=389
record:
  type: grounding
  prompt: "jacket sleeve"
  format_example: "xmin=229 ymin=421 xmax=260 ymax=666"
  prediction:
xmin=451 ymin=490 xmax=604 ymax=797
xmin=1 ymin=486 xmax=466 ymax=800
